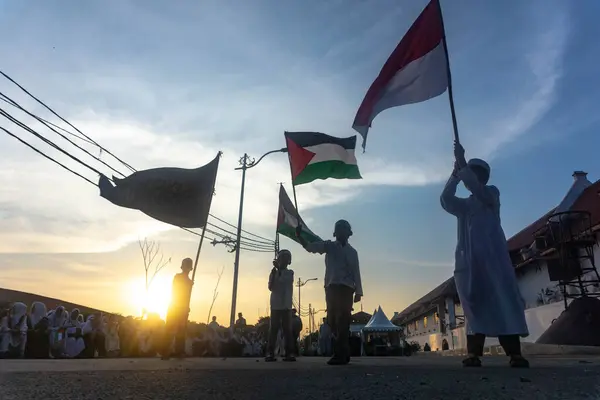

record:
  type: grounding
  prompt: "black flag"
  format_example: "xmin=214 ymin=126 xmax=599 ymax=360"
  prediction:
xmin=99 ymin=153 xmax=220 ymax=228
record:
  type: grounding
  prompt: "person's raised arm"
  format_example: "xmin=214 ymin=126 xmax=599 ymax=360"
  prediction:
xmin=440 ymin=163 xmax=467 ymax=216
xmin=296 ymin=225 xmax=329 ymax=254
xmin=268 ymin=263 xmax=276 ymax=291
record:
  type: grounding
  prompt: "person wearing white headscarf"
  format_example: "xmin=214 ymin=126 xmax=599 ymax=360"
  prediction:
xmin=48 ymin=306 xmax=68 ymax=358
xmin=0 ymin=302 xmax=28 ymax=358
xmin=81 ymin=313 xmax=106 ymax=358
xmin=441 ymin=141 xmax=529 ymax=368
xmin=64 ymin=309 xmax=86 ymax=358
xmin=26 ymin=302 xmax=50 ymax=358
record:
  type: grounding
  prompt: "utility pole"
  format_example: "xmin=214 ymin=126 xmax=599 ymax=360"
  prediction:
xmin=229 ymin=148 xmax=287 ymax=329
xmin=296 ymin=277 xmax=318 ymax=316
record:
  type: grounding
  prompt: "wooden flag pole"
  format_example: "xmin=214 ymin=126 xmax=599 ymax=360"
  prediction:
xmin=191 ymin=224 xmax=207 ymax=283
xmin=187 ymin=152 xmax=222 ymax=312
xmin=438 ymin=0 xmax=460 ymax=144
xmin=284 ymin=132 xmax=302 ymax=224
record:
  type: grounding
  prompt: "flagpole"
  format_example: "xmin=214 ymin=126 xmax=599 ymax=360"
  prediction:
xmin=437 ymin=0 xmax=460 ymax=144
xmin=184 ymin=152 xmax=221 ymax=333
xmin=230 ymin=148 xmax=287 ymax=330
xmin=283 ymin=132 xmax=302 ymax=221
xmin=191 ymin=225 xmax=207 ymax=283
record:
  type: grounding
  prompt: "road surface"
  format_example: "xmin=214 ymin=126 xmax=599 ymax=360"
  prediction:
xmin=2 ymin=355 xmax=600 ymax=399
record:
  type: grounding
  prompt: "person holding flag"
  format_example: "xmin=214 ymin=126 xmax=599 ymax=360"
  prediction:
xmin=296 ymin=220 xmax=363 ymax=366
xmin=265 ymin=249 xmax=296 ymax=362
xmin=440 ymin=141 xmax=529 ymax=368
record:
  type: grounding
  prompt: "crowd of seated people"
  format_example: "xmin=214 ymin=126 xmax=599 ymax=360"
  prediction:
xmin=0 ymin=302 xmax=115 ymax=359
xmin=0 ymin=302 xmax=274 ymax=359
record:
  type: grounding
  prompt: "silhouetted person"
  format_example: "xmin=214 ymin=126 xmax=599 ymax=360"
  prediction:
xmin=162 ymin=258 xmax=194 ymax=360
xmin=297 ymin=220 xmax=363 ymax=365
xmin=291 ymin=309 xmax=302 ymax=356
xmin=265 ymin=249 xmax=295 ymax=362
xmin=441 ymin=141 xmax=529 ymax=368
xmin=235 ymin=312 xmax=247 ymax=332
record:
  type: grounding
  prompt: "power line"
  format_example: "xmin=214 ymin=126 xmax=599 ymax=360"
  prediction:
xmin=0 ymin=70 xmax=136 ymax=173
xmin=0 ymin=92 xmax=126 ymax=177
xmin=0 ymin=96 xmax=95 ymax=146
xmin=208 ymin=213 xmax=274 ymax=243
xmin=0 ymin=125 xmax=97 ymax=186
xmin=0 ymin=107 xmax=105 ymax=177
xmin=0 ymin=72 xmax=276 ymax=251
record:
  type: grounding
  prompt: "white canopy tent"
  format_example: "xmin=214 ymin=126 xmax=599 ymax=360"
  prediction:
xmin=362 ymin=306 xmax=402 ymax=333
xmin=361 ymin=306 xmax=402 ymax=356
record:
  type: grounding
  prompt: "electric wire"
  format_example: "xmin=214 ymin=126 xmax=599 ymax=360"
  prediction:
xmin=0 ymin=90 xmax=275 ymax=253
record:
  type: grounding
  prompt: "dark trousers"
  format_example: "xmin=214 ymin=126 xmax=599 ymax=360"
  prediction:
xmin=82 ymin=332 xmax=106 ymax=358
xmin=164 ymin=311 xmax=188 ymax=356
xmin=325 ymin=284 xmax=354 ymax=360
xmin=466 ymin=333 xmax=522 ymax=357
xmin=268 ymin=309 xmax=293 ymax=356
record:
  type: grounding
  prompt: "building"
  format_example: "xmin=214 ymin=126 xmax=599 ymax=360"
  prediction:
xmin=392 ymin=171 xmax=600 ymax=351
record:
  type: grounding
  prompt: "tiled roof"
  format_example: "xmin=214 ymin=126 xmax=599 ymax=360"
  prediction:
xmin=392 ymin=277 xmax=456 ymax=324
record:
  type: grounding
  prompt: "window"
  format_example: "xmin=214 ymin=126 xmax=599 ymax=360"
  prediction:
xmin=423 ymin=316 xmax=428 ymax=329
xmin=434 ymin=313 xmax=439 ymax=324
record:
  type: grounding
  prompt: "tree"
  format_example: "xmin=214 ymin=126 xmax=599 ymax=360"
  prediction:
xmin=138 ymin=238 xmax=171 ymax=315
xmin=206 ymin=265 xmax=225 ymax=324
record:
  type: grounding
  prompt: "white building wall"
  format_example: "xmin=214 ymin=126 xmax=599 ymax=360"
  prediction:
xmin=401 ymin=237 xmax=600 ymax=351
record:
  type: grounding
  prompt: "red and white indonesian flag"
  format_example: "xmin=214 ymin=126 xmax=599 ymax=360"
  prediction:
xmin=352 ymin=0 xmax=448 ymax=150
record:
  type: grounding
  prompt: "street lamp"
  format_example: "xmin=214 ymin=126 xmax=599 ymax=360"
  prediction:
xmin=229 ymin=148 xmax=288 ymax=329
xmin=296 ymin=277 xmax=318 ymax=317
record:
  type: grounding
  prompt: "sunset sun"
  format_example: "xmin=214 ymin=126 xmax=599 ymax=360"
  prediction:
xmin=127 ymin=275 xmax=172 ymax=320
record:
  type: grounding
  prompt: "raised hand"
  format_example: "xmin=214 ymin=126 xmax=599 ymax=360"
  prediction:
xmin=454 ymin=140 xmax=467 ymax=168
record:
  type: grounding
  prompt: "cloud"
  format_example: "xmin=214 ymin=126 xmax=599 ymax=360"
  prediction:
xmin=477 ymin=2 xmax=570 ymax=158
xmin=0 ymin=0 xmax=571 ymax=255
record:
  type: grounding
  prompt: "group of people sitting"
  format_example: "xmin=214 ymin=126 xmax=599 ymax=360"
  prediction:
xmin=0 ymin=301 xmax=114 ymax=359
xmin=0 ymin=300 xmax=312 ymax=359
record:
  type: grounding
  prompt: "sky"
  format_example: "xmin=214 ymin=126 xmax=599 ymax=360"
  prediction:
xmin=1 ymin=0 xmax=600 ymax=327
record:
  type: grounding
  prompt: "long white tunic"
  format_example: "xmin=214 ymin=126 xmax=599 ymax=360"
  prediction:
xmin=440 ymin=167 xmax=529 ymax=337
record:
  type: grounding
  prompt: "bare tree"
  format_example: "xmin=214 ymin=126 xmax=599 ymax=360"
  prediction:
xmin=207 ymin=265 xmax=225 ymax=324
xmin=138 ymin=237 xmax=171 ymax=294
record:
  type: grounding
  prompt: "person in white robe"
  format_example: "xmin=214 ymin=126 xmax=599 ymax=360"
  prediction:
xmin=0 ymin=302 xmax=28 ymax=358
xmin=440 ymin=141 xmax=529 ymax=368
xmin=104 ymin=315 xmax=120 ymax=357
xmin=48 ymin=306 xmax=68 ymax=358
xmin=64 ymin=309 xmax=86 ymax=358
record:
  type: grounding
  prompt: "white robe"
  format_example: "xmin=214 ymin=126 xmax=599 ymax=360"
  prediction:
xmin=440 ymin=167 xmax=529 ymax=337
xmin=48 ymin=307 xmax=69 ymax=357
xmin=64 ymin=310 xmax=85 ymax=358
xmin=105 ymin=322 xmax=120 ymax=353
xmin=0 ymin=302 xmax=28 ymax=356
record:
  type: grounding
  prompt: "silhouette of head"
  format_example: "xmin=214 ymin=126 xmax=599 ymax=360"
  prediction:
xmin=333 ymin=219 xmax=352 ymax=242
xmin=181 ymin=258 xmax=193 ymax=273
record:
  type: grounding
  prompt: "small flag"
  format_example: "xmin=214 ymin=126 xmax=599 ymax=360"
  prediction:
xmin=277 ymin=185 xmax=321 ymax=244
xmin=352 ymin=0 xmax=448 ymax=150
xmin=99 ymin=153 xmax=220 ymax=228
xmin=285 ymin=131 xmax=362 ymax=186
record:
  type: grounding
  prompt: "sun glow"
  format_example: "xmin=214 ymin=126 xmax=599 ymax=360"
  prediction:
xmin=126 ymin=275 xmax=172 ymax=320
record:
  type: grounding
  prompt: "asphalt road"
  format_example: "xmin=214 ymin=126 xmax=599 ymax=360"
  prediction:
xmin=2 ymin=355 xmax=600 ymax=400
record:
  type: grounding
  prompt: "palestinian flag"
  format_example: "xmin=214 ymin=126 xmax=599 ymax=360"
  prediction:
xmin=284 ymin=131 xmax=362 ymax=186
xmin=276 ymin=185 xmax=321 ymax=244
